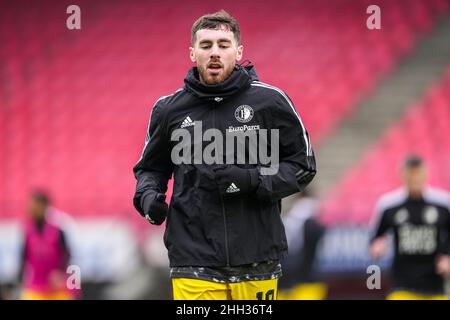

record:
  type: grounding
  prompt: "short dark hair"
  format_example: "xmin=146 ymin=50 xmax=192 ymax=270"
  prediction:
xmin=403 ymin=154 xmax=424 ymax=169
xmin=191 ymin=10 xmax=241 ymax=45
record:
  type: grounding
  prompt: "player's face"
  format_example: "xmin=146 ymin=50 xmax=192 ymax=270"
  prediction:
xmin=29 ymin=199 xmax=47 ymax=220
xmin=189 ymin=26 xmax=243 ymax=85
xmin=402 ymin=165 xmax=427 ymax=196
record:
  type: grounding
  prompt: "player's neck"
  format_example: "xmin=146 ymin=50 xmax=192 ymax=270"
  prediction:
xmin=408 ymin=191 xmax=423 ymax=201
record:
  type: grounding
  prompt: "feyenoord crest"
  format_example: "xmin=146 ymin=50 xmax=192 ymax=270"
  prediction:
xmin=423 ymin=206 xmax=438 ymax=224
xmin=235 ymin=105 xmax=254 ymax=123
xmin=394 ymin=209 xmax=409 ymax=225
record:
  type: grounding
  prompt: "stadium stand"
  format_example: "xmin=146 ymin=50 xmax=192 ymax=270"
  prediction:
xmin=321 ymin=66 xmax=450 ymax=224
xmin=1 ymin=0 xmax=448 ymax=220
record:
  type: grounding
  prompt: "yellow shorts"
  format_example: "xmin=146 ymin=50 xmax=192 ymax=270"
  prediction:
xmin=172 ymin=278 xmax=278 ymax=300
xmin=22 ymin=289 xmax=73 ymax=300
xmin=387 ymin=290 xmax=449 ymax=300
xmin=278 ymin=282 xmax=328 ymax=300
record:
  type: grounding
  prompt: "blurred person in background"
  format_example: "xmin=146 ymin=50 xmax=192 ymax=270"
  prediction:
xmin=370 ymin=155 xmax=450 ymax=300
xmin=278 ymin=190 xmax=327 ymax=299
xmin=18 ymin=191 xmax=73 ymax=300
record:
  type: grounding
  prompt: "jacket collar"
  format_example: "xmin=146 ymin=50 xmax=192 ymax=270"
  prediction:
xmin=184 ymin=64 xmax=259 ymax=100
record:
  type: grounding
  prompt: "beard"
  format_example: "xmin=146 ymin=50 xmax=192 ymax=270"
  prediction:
xmin=198 ymin=62 xmax=235 ymax=85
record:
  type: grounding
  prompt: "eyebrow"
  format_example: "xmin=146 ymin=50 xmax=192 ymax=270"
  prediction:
xmin=199 ymin=38 xmax=232 ymax=45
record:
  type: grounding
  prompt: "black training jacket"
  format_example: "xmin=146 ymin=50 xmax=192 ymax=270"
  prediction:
xmin=371 ymin=187 xmax=450 ymax=294
xmin=133 ymin=64 xmax=316 ymax=267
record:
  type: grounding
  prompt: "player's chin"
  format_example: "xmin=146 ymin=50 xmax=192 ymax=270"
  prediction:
xmin=203 ymin=74 xmax=225 ymax=85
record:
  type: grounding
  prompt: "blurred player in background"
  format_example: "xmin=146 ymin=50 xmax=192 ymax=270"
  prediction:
xmin=133 ymin=10 xmax=316 ymax=300
xmin=19 ymin=192 xmax=73 ymax=300
xmin=370 ymin=155 xmax=450 ymax=300
xmin=278 ymin=190 xmax=327 ymax=299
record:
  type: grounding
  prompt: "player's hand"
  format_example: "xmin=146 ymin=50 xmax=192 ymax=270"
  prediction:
xmin=369 ymin=237 xmax=387 ymax=260
xmin=212 ymin=164 xmax=259 ymax=196
xmin=436 ymin=255 xmax=450 ymax=277
xmin=141 ymin=193 xmax=168 ymax=225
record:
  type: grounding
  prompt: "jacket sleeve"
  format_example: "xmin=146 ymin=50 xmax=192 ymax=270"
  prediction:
xmin=254 ymin=91 xmax=316 ymax=201
xmin=132 ymin=101 xmax=173 ymax=217
xmin=440 ymin=202 xmax=450 ymax=255
xmin=368 ymin=198 xmax=392 ymax=243
xmin=369 ymin=208 xmax=390 ymax=243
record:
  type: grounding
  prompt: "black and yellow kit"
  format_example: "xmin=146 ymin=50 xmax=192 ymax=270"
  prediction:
xmin=133 ymin=64 xmax=316 ymax=298
xmin=371 ymin=187 xmax=450 ymax=299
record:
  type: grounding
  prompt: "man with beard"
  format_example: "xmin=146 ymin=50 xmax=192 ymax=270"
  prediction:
xmin=133 ymin=10 xmax=316 ymax=300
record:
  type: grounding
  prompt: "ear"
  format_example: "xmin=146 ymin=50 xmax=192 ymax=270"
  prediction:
xmin=189 ymin=46 xmax=196 ymax=62
xmin=236 ymin=45 xmax=244 ymax=61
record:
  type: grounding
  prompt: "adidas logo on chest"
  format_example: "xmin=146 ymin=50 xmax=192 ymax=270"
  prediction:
xmin=180 ymin=116 xmax=195 ymax=128
xmin=226 ymin=183 xmax=240 ymax=193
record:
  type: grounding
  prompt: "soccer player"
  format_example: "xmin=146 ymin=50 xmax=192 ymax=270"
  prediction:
xmin=370 ymin=155 xmax=450 ymax=300
xmin=133 ymin=10 xmax=316 ymax=300
xmin=19 ymin=192 xmax=73 ymax=300
xmin=278 ymin=191 xmax=327 ymax=300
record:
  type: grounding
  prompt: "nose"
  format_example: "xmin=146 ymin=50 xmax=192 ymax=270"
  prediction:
xmin=210 ymin=43 xmax=220 ymax=58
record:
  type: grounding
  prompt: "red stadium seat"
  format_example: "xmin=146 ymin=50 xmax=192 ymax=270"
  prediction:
xmin=1 ymin=0 xmax=448 ymax=221
xmin=322 ymin=67 xmax=450 ymax=225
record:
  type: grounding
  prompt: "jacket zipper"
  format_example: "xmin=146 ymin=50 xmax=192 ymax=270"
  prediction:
xmin=213 ymin=97 xmax=231 ymax=267
xmin=219 ymin=193 xmax=230 ymax=267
